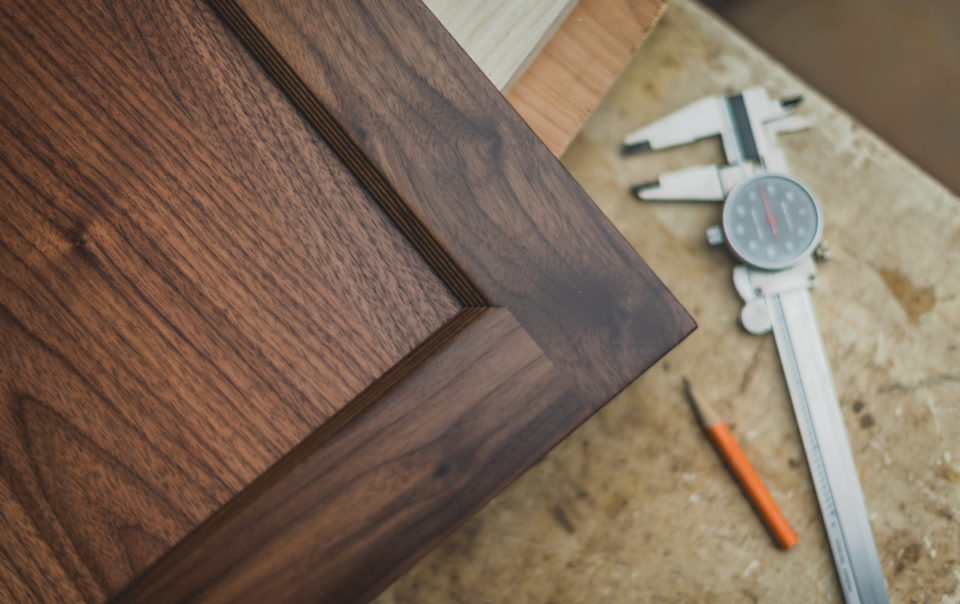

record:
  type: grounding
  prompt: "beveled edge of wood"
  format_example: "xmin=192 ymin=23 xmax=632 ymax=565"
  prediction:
xmin=117 ymin=308 xmax=573 ymax=603
xmin=161 ymin=307 xmax=486 ymax=529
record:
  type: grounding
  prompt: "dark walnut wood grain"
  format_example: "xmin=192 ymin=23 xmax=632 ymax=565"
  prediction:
xmin=1 ymin=0 xmax=694 ymax=602
xmin=0 ymin=0 xmax=459 ymax=600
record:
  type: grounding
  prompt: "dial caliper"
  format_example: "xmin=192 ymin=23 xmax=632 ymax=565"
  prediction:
xmin=624 ymin=87 xmax=889 ymax=604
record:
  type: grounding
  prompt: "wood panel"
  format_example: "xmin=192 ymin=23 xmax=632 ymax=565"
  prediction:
xmin=423 ymin=0 xmax=577 ymax=91
xmin=0 ymin=0 xmax=459 ymax=600
xmin=117 ymin=0 xmax=693 ymax=600
xmin=1 ymin=0 xmax=693 ymax=601
xmin=507 ymin=0 xmax=669 ymax=155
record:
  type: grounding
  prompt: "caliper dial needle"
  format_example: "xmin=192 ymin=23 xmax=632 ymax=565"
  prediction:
xmin=758 ymin=183 xmax=779 ymax=236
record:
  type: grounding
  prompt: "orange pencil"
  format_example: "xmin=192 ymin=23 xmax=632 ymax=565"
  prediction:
xmin=683 ymin=377 xmax=798 ymax=549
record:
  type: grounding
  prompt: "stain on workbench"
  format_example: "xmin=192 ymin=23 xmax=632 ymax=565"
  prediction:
xmin=878 ymin=268 xmax=935 ymax=323
xmin=878 ymin=373 xmax=960 ymax=393
xmin=859 ymin=413 xmax=875 ymax=429
xmin=936 ymin=465 xmax=959 ymax=484
xmin=552 ymin=505 xmax=575 ymax=534
xmin=895 ymin=542 xmax=923 ymax=574
xmin=737 ymin=340 xmax=768 ymax=393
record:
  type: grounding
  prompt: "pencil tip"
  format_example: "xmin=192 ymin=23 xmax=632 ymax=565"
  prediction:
xmin=682 ymin=376 xmax=720 ymax=428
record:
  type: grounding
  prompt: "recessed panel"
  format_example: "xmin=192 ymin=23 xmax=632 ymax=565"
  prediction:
xmin=0 ymin=0 xmax=459 ymax=598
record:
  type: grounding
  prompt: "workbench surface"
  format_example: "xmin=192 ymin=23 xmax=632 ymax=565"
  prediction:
xmin=378 ymin=1 xmax=959 ymax=601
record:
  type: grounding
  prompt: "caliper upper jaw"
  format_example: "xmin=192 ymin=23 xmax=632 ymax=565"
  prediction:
xmin=624 ymin=87 xmax=813 ymax=199
xmin=733 ymin=257 xmax=817 ymax=335
xmin=622 ymin=94 xmax=730 ymax=155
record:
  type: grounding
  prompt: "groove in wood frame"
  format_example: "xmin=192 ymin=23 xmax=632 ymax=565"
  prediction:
xmin=208 ymin=0 xmax=486 ymax=309
xmin=115 ymin=304 xmax=488 ymax=600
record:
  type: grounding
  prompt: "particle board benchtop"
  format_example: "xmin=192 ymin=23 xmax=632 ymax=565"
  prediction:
xmin=379 ymin=1 xmax=960 ymax=602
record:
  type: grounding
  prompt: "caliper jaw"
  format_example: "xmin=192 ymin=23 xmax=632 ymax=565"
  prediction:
xmin=624 ymin=86 xmax=812 ymax=201
xmin=623 ymin=94 xmax=737 ymax=156
xmin=633 ymin=163 xmax=758 ymax=201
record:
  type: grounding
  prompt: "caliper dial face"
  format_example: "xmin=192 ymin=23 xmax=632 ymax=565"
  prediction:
xmin=722 ymin=173 xmax=822 ymax=270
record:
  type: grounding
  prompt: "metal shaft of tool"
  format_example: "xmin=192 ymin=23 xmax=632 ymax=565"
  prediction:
xmin=767 ymin=289 xmax=889 ymax=604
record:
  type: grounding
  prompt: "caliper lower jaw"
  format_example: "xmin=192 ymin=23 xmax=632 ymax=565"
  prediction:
xmin=633 ymin=163 xmax=759 ymax=201
xmin=733 ymin=257 xmax=817 ymax=335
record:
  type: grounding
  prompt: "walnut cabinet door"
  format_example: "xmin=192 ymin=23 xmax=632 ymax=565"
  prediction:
xmin=0 ymin=0 xmax=694 ymax=601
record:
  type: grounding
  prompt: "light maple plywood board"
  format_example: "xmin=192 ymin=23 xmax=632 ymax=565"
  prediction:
xmin=424 ymin=0 xmax=578 ymax=91
xmin=378 ymin=1 xmax=960 ymax=602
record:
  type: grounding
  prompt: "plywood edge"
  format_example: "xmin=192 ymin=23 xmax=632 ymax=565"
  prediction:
xmin=508 ymin=0 xmax=669 ymax=155
xmin=500 ymin=0 xmax=578 ymax=93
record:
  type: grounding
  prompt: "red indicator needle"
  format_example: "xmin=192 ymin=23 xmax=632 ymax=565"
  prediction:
xmin=758 ymin=183 xmax=778 ymax=236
